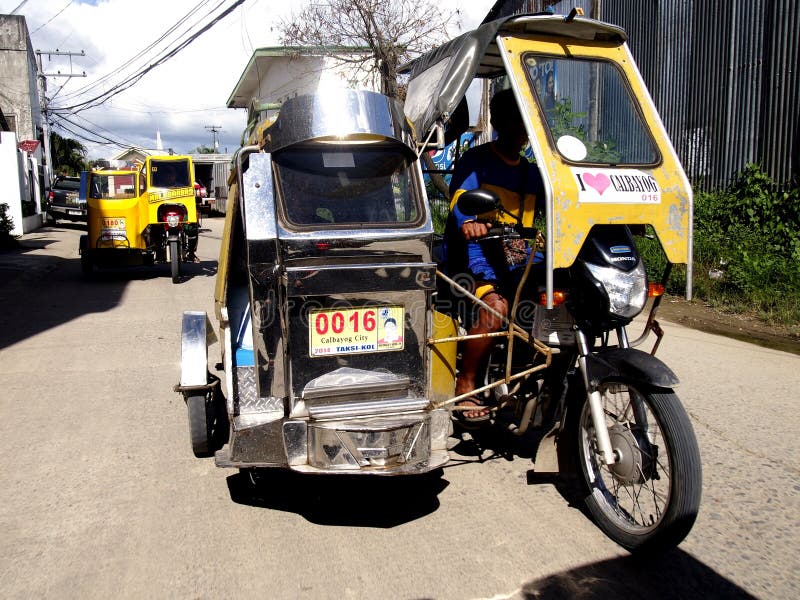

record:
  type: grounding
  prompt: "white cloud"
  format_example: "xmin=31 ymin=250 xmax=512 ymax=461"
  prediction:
xmin=3 ymin=0 xmax=495 ymax=159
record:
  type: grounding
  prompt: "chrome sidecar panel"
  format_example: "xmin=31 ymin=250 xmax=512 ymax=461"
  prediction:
xmin=180 ymin=311 xmax=212 ymax=388
xmin=215 ymin=409 xmax=451 ymax=473
xmin=263 ymin=88 xmax=414 ymax=158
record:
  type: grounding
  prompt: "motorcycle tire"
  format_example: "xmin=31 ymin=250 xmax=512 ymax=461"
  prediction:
xmin=187 ymin=394 xmax=211 ymax=458
xmin=572 ymin=380 xmax=702 ymax=553
xmin=169 ymin=238 xmax=181 ymax=283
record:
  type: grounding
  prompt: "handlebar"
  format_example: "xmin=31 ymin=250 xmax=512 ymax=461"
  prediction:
xmin=481 ymin=224 xmax=538 ymax=240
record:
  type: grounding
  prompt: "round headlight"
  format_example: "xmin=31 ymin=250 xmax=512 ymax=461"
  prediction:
xmin=585 ymin=261 xmax=648 ymax=318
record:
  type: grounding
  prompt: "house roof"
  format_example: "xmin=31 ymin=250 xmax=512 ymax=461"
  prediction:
xmin=111 ymin=147 xmax=158 ymax=161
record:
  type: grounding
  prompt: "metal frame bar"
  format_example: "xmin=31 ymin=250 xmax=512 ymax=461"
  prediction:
xmin=428 ymin=257 xmax=553 ymax=410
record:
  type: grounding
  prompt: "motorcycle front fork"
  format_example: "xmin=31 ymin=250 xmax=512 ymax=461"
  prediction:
xmin=574 ymin=327 xmax=629 ymax=466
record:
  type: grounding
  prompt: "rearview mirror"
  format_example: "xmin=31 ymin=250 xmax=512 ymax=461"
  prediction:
xmin=456 ymin=189 xmax=501 ymax=216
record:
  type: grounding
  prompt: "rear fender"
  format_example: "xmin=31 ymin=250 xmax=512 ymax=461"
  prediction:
xmin=179 ymin=311 xmax=217 ymax=391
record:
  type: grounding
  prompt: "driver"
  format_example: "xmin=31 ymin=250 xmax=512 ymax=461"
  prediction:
xmin=444 ymin=88 xmax=545 ymax=423
xmin=157 ymin=164 xmax=177 ymax=187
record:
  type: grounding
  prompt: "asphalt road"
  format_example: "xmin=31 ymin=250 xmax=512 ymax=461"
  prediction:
xmin=1 ymin=218 xmax=798 ymax=599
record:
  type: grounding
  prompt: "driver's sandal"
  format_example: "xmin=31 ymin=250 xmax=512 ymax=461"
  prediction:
xmin=453 ymin=398 xmax=492 ymax=425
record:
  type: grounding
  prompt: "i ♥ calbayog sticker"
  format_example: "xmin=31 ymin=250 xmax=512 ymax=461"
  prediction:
xmin=572 ymin=168 xmax=661 ymax=204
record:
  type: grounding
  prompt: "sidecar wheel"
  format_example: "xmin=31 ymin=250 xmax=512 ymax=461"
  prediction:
xmin=79 ymin=237 xmax=93 ymax=278
xmin=80 ymin=254 xmax=93 ymax=278
xmin=573 ymin=381 xmax=702 ymax=553
xmin=187 ymin=394 xmax=211 ymax=457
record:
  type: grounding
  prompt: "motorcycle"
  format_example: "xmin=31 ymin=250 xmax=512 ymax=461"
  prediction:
xmin=176 ymin=10 xmax=701 ymax=554
xmin=150 ymin=201 xmax=193 ymax=283
xmin=444 ymin=188 xmax=701 ymax=552
xmin=143 ymin=156 xmax=199 ymax=283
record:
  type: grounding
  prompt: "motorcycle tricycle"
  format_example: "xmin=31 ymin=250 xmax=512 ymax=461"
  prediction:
xmin=79 ymin=155 xmax=199 ymax=283
xmin=176 ymin=11 xmax=700 ymax=553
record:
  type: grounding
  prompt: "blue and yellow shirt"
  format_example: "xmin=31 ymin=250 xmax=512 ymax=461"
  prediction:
xmin=444 ymin=142 xmax=544 ymax=285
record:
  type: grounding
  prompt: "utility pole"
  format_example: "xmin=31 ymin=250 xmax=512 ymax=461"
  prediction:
xmin=36 ymin=49 xmax=86 ymax=184
xmin=204 ymin=124 xmax=222 ymax=152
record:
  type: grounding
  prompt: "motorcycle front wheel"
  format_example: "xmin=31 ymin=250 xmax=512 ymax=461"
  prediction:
xmin=169 ymin=238 xmax=181 ymax=283
xmin=575 ymin=380 xmax=702 ymax=553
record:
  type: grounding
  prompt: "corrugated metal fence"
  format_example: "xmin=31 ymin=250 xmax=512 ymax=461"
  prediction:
xmin=492 ymin=0 xmax=800 ymax=190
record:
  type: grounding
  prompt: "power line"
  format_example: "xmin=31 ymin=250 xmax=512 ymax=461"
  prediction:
xmin=30 ymin=1 xmax=73 ymax=35
xmin=51 ymin=117 xmax=124 ymax=147
xmin=52 ymin=113 xmax=128 ymax=146
xmin=53 ymin=0 xmax=246 ymax=114
xmin=10 ymin=1 xmax=29 ymax=15
xmin=67 ymin=112 xmax=142 ymax=148
xmin=90 ymin=102 xmax=231 ymax=115
xmin=57 ymin=0 xmax=212 ymax=103
xmin=40 ymin=0 xmax=248 ymax=156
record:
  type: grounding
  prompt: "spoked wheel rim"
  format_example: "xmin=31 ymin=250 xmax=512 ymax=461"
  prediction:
xmin=579 ymin=382 xmax=672 ymax=535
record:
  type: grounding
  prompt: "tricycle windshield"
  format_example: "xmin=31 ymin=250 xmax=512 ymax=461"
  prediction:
xmin=150 ymin=159 xmax=191 ymax=188
xmin=526 ymin=54 xmax=660 ymax=166
xmin=89 ymin=173 xmax=137 ymax=199
xmin=274 ymin=145 xmax=423 ymax=228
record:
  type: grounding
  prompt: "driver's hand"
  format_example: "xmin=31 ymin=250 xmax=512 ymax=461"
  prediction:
xmin=461 ymin=221 xmax=490 ymax=241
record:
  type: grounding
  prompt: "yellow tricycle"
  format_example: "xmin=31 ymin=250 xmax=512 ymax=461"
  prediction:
xmin=79 ymin=155 xmax=200 ymax=282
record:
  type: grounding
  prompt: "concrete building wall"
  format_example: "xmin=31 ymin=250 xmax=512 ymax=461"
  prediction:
xmin=1 ymin=131 xmax=25 ymax=236
xmin=0 ymin=15 xmax=42 ymax=142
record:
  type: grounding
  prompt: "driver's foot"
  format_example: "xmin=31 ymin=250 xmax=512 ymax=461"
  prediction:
xmin=456 ymin=397 xmax=490 ymax=419
xmin=455 ymin=378 xmax=490 ymax=419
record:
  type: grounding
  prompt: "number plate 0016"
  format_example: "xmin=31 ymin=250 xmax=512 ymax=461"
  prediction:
xmin=309 ymin=305 xmax=404 ymax=356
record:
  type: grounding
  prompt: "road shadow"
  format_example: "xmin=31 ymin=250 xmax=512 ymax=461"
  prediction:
xmin=170 ymin=259 xmax=218 ymax=282
xmin=0 ymin=254 xmax=128 ymax=350
xmin=0 ymin=222 xmax=220 ymax=349
xmin=1 ymin=235 xmax=59 ymax=253
xmin=226 ymin=468 xmax=448 ymax=527
xmin=87 ymin=257 xmax=218 ymax=283
xmin=447 ymin=418 xmax=554 ymax=467
xmin=41 ymin=222 xmax=87 ymax=232
xmin=519 ymin=551 xmax=756 ymax=599
xmin=448 ymin=422 xmax=599 ymax=524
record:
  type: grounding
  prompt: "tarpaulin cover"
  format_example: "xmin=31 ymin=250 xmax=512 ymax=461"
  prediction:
xmin=401 ymin=14 xmax=626 ymax=139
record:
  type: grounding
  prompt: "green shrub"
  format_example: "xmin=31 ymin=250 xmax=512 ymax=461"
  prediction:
xmin=427 ymin=160 xmax=799 ymax=326
xmin=690 ymin=164 xmax=800 ymax=324
xmin=635 ymin=230 xmax=689 ymax=294
xmin=0 ymin=203 xmax=20 ymax=250
xmin=0 ymin=203 xmax=13 ymax=234
xmin=427 ymin=183 xmax=449 ymax=234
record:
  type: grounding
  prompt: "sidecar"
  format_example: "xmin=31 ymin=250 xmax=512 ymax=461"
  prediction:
xmin=177 ymin=89 xmax=457 ymax=471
